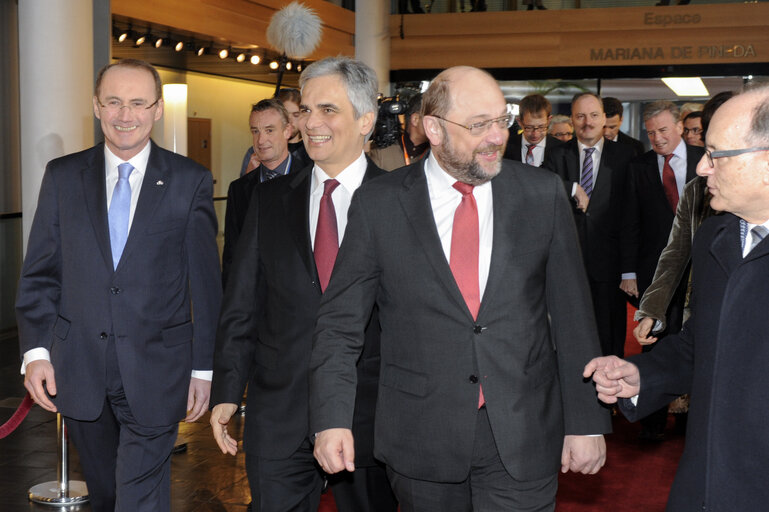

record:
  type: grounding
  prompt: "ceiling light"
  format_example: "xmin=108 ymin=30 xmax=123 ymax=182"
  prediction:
xmin=250 ymin=55 xmax=261 ymax=65
xmin=661 ymin=77 xmax=709 ymax=97
xmin=237 ymin=52 xmax=246 ymax=63
xmin=118 ymin=31 xmax=129 ymax=43
xmin=286 ymin=61 xmax=292 ymax=70
xmin=135 ymin=34 xmax=146 ymax=46
xmin=269 ymin=61 xmax=279 ymax=70
xmin=155 ymin=37 xmax=165 ymax=48
xmin=219 ymin=48 xmax=229 ymax=59
xmin=297 ymin=63 xmax=302 ymax=72
xmin=197 ymin=45 xmax=206 ymax=56
xmin=175 ymin=41 xmax=184 ymax=52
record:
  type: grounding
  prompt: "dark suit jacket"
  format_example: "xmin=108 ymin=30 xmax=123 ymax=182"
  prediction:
xmin=212 ymin=160 xmax=385 ymax=465
xmin=544 ymin=139 xmax=632 ymax=283
xmin=616 ymin=131 xmax=645 ymax=157
xmin=620 ymin=213 xmax=769 ymax=511
xmin=309 ymin=159 xmax=610 ymax=483
xmin=222 ymin=152 xmax=309 ymax=285
xmin=621 ymin=145 xmax=705 ymax=297
xmin=15 ymin=141 xmax=222 ymax=427
xmin=504 ymin=131 xmax=562 ymax=166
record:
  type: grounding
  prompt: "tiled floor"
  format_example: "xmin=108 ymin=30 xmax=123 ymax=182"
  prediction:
xmin=0 ymin=330 xmax=251 ymax=511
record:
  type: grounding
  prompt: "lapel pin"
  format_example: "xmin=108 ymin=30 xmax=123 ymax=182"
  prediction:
xmin=156 ymin=180 xmax=164 ymax=186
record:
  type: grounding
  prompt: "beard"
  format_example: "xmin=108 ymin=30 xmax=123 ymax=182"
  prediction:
xmin=435 ymin=130 xmax=503 ymax=186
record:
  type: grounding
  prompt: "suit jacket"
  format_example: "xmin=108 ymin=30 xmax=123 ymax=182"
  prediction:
xmin=212 ymin=160 xmax=386 ymax=465
xmin=620 ymin=213 xmax=769 ymax=511
xmin=15 ymin=141 xmax=222 ymax=427
xmin=309 ymin=159 xmax=610 ymax=483
xmin=222 ymin=152 xmax=309 ymax=285
xmin=616 ymin=131 xmax=645 ymax=157
xmin=636 ymin=176 xmax=718 ymax=328
xmin=621 ymin=144 xmax=705 ymax=297
xmin=504 ymin=131 xmax=562 ymax=167
xmin=544 ymin=138 xmax=632 ymax=283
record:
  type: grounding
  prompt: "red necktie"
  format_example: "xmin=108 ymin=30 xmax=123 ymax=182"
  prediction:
xmin=450 ymin=182 xmax=484 ymax=407
xmin=662 ymin=154 xmax=679 ymax=213
xmin=525 ymin=144 xmax=536 ymax=166
xmin=314 ymin=179 xmax=340 ymax=292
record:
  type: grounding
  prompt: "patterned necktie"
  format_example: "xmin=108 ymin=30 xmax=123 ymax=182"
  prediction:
xmin=525 ymin=144 xmax=536 ymax=166
xmin=450 ymin=182 xmax=484 ymax=408
xmin=740 ymin=218 xmax=768 ymax=256
xmin=108 ymin=162 xmax=134 ymax=269
xmin=314 ymin=179 xmax=341 ymax=292
xmin=662 ymin=154 xmax=679 ymax=213
xmin=581 ymin=147 xmax=596 ymax=197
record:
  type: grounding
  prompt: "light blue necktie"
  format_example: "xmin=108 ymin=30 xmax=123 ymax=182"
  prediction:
xmin=109 ymin=162 xmax=134 ymax=269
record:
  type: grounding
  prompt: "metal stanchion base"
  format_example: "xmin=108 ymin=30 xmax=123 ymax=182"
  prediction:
xmin=29 ymin=480 xmax=89 ymax=506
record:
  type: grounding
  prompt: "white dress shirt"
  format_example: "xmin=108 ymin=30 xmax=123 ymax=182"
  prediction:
xmin=657 ymin=139 xmax=688 ymax=199
xmin=571 ymin=137 xmax=605 ymax=197
xmin=423 ymin=152 xmax=493 ymax=298
xmin=309 ymin=151 xmax=368 ymax=249
xmin=520 ymin=137 xmax=547 ymax=167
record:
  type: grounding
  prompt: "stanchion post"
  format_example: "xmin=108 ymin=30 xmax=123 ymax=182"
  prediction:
xmin=28 ymin=413 xmax=89 ymax=506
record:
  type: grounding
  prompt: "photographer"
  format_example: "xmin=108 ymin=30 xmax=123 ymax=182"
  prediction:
xmin=368 ymin=93 xmax=428 ymax=171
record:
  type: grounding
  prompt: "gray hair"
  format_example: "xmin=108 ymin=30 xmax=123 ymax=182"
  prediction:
xmin=549 ymin=114 xmax=572 ymax=129
xmin=643 ymin=100 xmax=680 ymax=123
xmin=299 ymin=56 xmax=379 ymax=121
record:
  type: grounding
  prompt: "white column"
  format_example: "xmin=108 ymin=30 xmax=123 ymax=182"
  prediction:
xmin=355 ymin=0 xmax=391 ymax=96
xmin=18 ymin=0 xmax=95 ymax=253
xmin=162 ymin=84 xmax=188 ymax=156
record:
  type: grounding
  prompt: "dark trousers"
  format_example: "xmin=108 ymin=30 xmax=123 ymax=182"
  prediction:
xmin=590 ymin=279 xmax=628 ymax=358
xmin=66 ymin=337 xmax=178 ymax=512
xmin=386 ymin=407 xmax=557 ymax=512
xmin=330 ymin=462 xmax=398 ymax=512
xmin=245 ymin=439 xmax=324 ymax=512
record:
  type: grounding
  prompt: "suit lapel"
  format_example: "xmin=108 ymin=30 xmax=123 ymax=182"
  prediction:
xmin=398 ymin=162 xmax=472 ymax=318
xmin=566 ymin=140 xmax=581 ymax=183
xmin=81 ymin=145 xmax=113 ymax=270
xmin=117 ymin=142 xmax=170 ymax=271
xmin=709 ymin=215 xmax=742 ymax=275
xmin=283 ymin=166 xmax=318 ymax=289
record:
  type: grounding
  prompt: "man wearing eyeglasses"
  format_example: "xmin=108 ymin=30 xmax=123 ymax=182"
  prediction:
xmin=585 ymin=85 xmax=769 ymax=511
xmin=16 ymin=59 xmax=221 ymax=512
xmin=544 ymin=93 xmax=633 ymax=361
xmin=311 ymin=66 xmax=610 ymax=510
xmin=503 ymin=94 xmax=563 ymax=167
xmin=682 ymin=111 xmax=705 ymax=147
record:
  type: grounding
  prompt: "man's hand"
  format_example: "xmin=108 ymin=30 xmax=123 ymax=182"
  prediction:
xmin=245 ymin=152 xmax=260 ymax=174
xmin=620 ymin=278 xmax=638 ymax=298
xmin=24 ymin=360 xmax=58 ymax=413
xmin=185 ymin=377 xmax=211 ymax=422
xmin=210 ymin=403 xmax=239 ymax=455
xmin=574 ymin=185 xmax=590 ymax=212
xmin=633 ymin=317 xmax=659 ymax=346
xmin=583 ymin=356 xmax=641 ymax=404
xmin=313 ymin=428 xmax=355 ymax=474
xmin=560 ymin=435 xmax=606 ymax=474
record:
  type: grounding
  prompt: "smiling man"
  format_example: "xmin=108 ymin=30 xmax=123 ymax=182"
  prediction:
xmin=310 ymin=67 xmax=610 ymax=511
xmin=16 ymin=59 xmax=221 ymax=512
xmin=210 ymin=57 xmax=396 ymax=512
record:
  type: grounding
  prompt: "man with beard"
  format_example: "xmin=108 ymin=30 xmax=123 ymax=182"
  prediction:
xmin=310 ymin=66 xmax=610 ymax=511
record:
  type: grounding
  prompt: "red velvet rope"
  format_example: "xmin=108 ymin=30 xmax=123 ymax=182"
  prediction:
xmin=0 ymin=393 xmax=34 ymax=439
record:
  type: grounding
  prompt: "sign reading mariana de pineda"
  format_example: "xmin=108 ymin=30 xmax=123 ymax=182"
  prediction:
xmin=590 ymin=12 xmax=757 ymax=62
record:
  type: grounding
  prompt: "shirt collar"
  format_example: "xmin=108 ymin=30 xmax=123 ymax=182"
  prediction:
xmin=424 ymin=151 xmax=492 ymax=199
xmin=312 ymin=151 xmax=368 ymax=195
xmin=577 ymin=137 xmax=604 ymax=154
xmin=523 ymin=136 xmax=547 ymax=149
xmin=104 ymin=141 xmax=150 ymax=178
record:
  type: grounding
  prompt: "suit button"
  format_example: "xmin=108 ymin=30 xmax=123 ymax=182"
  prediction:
xmin=110 ymin=287 xmax=121 ymax=294
xmin=473 ymin=324 xmax=484 ymax=334
xmin=469 ymin=375 xmax=478 ymax=384
xmin=99 ymin=332 xmax=108 ymax=340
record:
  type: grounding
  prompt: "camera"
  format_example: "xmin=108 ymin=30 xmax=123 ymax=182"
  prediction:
xmin=371 ymin=96 xmax=406 ymax=149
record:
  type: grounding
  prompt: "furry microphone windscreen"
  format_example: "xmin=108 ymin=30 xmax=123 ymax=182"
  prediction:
xmin=266 ymin=2 xmax=322 ymax=59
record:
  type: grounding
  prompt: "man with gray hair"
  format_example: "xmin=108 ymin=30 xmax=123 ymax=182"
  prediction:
xmin=586 ymin=85 xmax=769 ymax=511
xmin=210 ymin=57 xmax=396 ymax=512
xmin=620 ymin=100 xmax=704 ymax=442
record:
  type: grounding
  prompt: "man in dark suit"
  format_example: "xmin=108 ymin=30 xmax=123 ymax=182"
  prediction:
xmin=603 ymin=97 xmax=645 ymax=157
xmin=311 ymin=66 xmax=610 ymax=511
xmin=544 ymin=93 xmax=632 ymax=358
xmin=620 ymin=100 xmax=705 ymax=441
xmin=16 ymin=59 xmax=222 ymax=512
xmin=222 ymin=98 xmax=309 ymax=284
xmin=210 ymin=57 xmax=396 ymax=512
xmin=585 ymin=85 xmax=769 ymax=510
xmin=504 ymin=93 xmax=562 ymax=167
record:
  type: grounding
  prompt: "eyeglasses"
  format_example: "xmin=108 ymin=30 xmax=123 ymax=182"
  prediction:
xmin=522 ymin=124 xmax=548 ymax=134
xmin=683 ymin=127 xmax=703 ymax=135
xmin=704 ymin=146 xmax=769 ymax=167
xmin=552 ymin=131 xmax=573 ymax=138
xmin=97 ymin=98 xmax=160 ymax=114
xmin=431 ymin=113 xmax=514 ymax=137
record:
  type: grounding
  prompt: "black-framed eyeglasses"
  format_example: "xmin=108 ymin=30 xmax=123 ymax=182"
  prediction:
xmin=683 ymin=127 xmax=702 ymax=135
xmin=705 ymin=146 xmax=769 ymax=167
xmin=97 ymin=98 xmax=160 ymax=114
xmin=431 ymin=113 xmax=514 ymax=137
